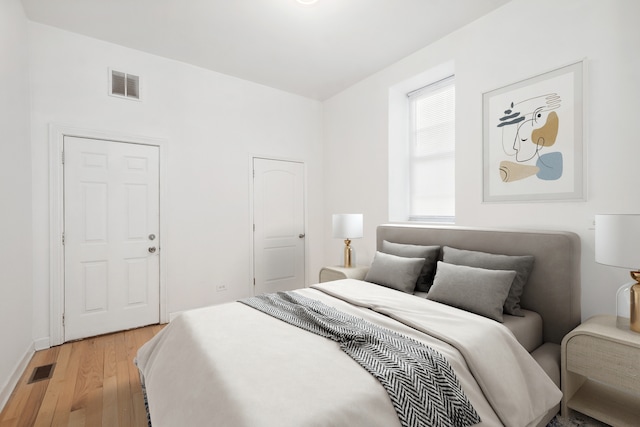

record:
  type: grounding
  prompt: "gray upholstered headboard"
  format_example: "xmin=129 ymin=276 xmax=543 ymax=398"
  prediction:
xmin=376 ymin=224 xmax=581 ymax=345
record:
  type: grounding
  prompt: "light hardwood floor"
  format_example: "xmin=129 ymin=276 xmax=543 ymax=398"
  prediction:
xmin=0 ymin=324 xmax=164 ymax=427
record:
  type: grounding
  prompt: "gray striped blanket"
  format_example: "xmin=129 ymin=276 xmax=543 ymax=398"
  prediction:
xmin=240 ymin=291 xmax=480 ymax=427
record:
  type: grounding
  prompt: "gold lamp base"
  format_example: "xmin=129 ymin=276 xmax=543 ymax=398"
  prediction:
xmin=630 ymin=271 xmax=640 ymax=333
xmin=343 ymin=239 xmax=353 ymax=268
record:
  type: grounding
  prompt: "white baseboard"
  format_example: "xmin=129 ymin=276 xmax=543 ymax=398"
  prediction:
xmin=168 ymin=311 xmax=182 ymax=322
xmin=0 ymin=343 xmax=34 ymax=413
xmin=34 ymin=337 xmax=50 ymax=351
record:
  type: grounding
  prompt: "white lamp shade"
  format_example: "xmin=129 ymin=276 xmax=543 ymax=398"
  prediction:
xmin=332 ymin=214 xmax=363 ymax=239
xmin=595 ymin=214 xmax=640 ymax=269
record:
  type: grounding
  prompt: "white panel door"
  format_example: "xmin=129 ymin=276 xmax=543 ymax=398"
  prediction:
xmin=253 ymin=158 xmax=305 ymax=295
xmin=64 ymin=136 xmax=160 ymax=341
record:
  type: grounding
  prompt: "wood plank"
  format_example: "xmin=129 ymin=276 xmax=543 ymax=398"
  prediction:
xmin=85 ymin=337 xmax=105 ymax=426
xmin=115 ymin=332 xmax=133 ymax=427
xmin=0 ymin=416 xmax=19 ymax=427
xmin=15 ymin=379 xmax=47 ymax=427
xmin=103 ymin=334 xmax=117 ymax=378
xmin=102 ymin=334 xmax=118 ymax=426
xmin=67 ymin=408 xmax=85 ymax=427
xmin=33 ymin=343 xmax=72 ymax=427
xmin=70 ymin=339 xmax=93 ymax=412
xmin=49 ymin=341 xmax=83 ymax=427
xmin=102 ymin=375 xmax=119 ymax=427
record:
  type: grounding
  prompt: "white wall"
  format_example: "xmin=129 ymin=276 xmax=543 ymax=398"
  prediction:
xmin=29 ymin=23 xmax=325 ymax=345
xmin=323 ymin=0 xmax=640 ymax=320
xmin=0 ymin=0 xmax=34 ymax=408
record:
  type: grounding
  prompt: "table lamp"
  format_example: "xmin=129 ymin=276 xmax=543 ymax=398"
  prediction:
xmin=595 ymin=214 xmax=640 ymax=332
xmin=332 ymin=214 xmax=363 ymax=268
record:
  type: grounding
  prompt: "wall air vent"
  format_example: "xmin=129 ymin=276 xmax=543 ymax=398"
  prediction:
xmin=109 ymin=69 xmax=141 ymax=101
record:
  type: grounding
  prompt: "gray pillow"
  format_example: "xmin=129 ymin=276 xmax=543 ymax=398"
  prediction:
xmin=381 ymin=241 xmax=440 ymax=292
xmin=364 ymin=251 xmax=425 ymax=293
xmin=442 ymin=246 xmax=534 ymax=316
xmin=427 ymin=261 xmax=516 ymax=322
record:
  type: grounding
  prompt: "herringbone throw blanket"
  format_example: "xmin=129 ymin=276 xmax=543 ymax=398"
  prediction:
xmin=241 ymin=292 xmax=480 ymax=427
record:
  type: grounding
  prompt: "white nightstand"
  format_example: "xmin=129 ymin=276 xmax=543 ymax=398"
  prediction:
xmin=561 ymin=314 xmax=640 ymax=426
xmin=318 ymin=266 xmax=369 ymax=283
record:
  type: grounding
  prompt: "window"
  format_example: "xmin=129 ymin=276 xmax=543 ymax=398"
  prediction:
xmin=407 ymin=76 xmax=455 ymax=222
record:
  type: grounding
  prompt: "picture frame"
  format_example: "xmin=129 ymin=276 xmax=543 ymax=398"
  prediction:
xmin=482 ymin=60 xmax=585 ymax=202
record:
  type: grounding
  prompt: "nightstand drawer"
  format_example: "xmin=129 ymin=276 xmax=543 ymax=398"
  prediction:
xmin=566 ymin=335 xmax=640 ymax=394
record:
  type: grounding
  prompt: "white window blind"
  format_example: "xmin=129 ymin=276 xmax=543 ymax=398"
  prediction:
xmin=408 ymin=76 xmax=455 ymax=222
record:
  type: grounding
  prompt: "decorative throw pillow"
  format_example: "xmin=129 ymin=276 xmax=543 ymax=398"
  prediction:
xmin=442 ymin=246 xmax=535 ymax=316
xmin=381 ymin=241 xmax=440 ymax=292
xmin=364 ymin=251 xmax=426 ymax=293
xmin=427 ymin=261 xmax=516 ymax=322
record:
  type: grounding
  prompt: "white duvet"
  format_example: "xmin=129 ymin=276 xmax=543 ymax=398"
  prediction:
xmin=136 ymin=279 xmax=561 ymax=427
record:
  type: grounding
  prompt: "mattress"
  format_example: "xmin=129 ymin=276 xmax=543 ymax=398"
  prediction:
xmin=414 ymin=292 xmax=543 ymax=352
xmin=502 ymin=309 xmax=543 ymax=352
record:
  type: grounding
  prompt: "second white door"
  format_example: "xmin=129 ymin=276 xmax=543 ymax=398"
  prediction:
xmin=64 ymin=136 xmax=160 ymax=341
xmin=253 ymin=158 xmax=305 ymax=295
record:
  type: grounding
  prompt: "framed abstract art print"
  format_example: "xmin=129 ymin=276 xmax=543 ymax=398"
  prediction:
xmin=482 ymin=60 xmax=585 ymax=202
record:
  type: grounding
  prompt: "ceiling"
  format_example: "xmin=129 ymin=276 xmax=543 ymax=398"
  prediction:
xmin=21 ymin=0 xmax=510 ymax=100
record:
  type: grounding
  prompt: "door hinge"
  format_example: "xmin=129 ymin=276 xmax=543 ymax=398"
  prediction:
xmin=61 ymin=151 xmax=65 ymax=164
xmin=253 ymin=224 xmax=255 ymax=232
xmin=62 ymin=232 xmax=65 ymax=245
xmin=62 ymin=313 xmax=65 ymax=326
xmin=253 ymin=278 xmax=256 ymax=286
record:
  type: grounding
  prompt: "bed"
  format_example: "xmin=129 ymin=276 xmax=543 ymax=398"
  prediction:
xmin=136 ymin=224 xmax=581 ymax=427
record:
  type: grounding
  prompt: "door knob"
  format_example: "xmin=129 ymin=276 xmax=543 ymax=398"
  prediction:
xmin=148 ymin=247 xmax=157 ymax=253
xmin=298 ymin=234 xmax=305 ymax=239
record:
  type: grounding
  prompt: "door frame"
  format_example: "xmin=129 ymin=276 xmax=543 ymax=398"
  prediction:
xmin=249 ymin=155 xmax=308 ymax=296
xmin=49 ymin=124 xmax=169 ymax=346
